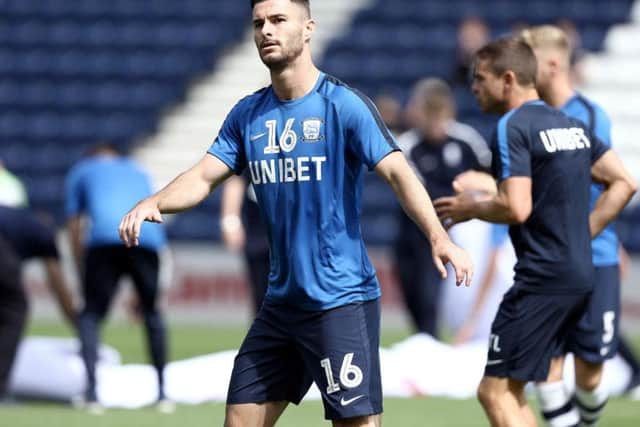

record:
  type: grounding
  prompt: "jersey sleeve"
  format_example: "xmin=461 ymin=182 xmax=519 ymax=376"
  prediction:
xmin=491 ymin=116 xmax=531 ymax=180
xmin=592 ymin=105 xmax=612 ymax=148
xmin=589 ymin=131 xmax=610 ymax=165
xmin=207 ymin=101 xmax=247 ymax=174
xmin=64 ymin=165 xmax=86 ymax=218
xmin=342 ymin=89 xmax=400 ymax=170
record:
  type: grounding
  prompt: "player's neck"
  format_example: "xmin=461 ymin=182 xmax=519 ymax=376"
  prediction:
xmin=545 ymin=77 xmax=575 ymax=108
xmin=506 ymin=87 xmax=539 ymax=111
xmin=270 ymin=56 xmax=320 ymax=101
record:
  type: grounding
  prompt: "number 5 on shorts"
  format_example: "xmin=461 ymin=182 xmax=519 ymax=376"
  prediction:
xmin=320 ymin=353 xmax=364 ymax=394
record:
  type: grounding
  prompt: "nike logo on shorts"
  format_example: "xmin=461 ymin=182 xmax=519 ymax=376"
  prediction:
xmin=486 ymin=359 xmax=504 ymax=366
xmin=340 ymin=395 xmax=364 ymax=406
xmin=250 ymin=132 xmax=266 ymax=141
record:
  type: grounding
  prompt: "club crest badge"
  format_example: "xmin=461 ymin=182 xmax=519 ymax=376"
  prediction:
xmin=302 ymin=118 xmax=323 ymax=142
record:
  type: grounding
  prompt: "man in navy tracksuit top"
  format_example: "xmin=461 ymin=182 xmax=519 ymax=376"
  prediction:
xmin=434 ymin=37 xmax=636 ymax=426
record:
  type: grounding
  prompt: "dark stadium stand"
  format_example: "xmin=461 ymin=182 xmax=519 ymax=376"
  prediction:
xmin=0 ymin=0 xmax=249 ymax=221
xmin=0 ymin=0 xmax=636 ymax=246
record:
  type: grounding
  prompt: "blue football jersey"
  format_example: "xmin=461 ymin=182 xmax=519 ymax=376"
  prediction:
xmin=65 ymin=156 xmax=166 ymax=251
xmin=208 ymin=73 xmax=399 ymax=310
xmin=562 ymin=93 xmax=618 ymax=267
xmin=491 ymin=100 xmax=608 ymax=294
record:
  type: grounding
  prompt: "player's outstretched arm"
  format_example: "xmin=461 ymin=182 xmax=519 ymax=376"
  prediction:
xmin=452 ymin=170 xmax=498 ymax=195
xmin=590 ymin=150 xmax=637 ymax=238
xmin=119 ymin=154 xmax=234 ymax=247
xmin=375 ymin=151 xmax=473 ymax=286
xmin=434 ymin=177 xmax=532 ymax=227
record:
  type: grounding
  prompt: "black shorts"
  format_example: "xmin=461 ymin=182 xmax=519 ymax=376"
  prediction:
xmin=558 ymin=265 xmax=620 ymax=363
xmin=83 ymin=245 xmax=159 ymax=316
xmin=227 ymin=298 xmax=382 ymax=420
xmin=484 ymin=286 xmax=589 ymax=382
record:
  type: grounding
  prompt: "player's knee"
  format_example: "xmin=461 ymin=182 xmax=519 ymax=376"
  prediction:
xmin=332 ymin=414 xmax=380 ymax=427
xmin=477 ymin=380 xmax=500 ymax=409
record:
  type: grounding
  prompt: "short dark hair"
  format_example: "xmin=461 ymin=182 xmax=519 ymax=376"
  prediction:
xmin=250 ymin=0 xmax=311 ymax=16
xmin=475 ymin=37 xmax=538 ymax=86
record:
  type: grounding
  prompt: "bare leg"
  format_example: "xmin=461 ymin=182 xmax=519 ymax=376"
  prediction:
xmin=224 ymin=401 xmax=288 ymax=427
xmin=574 ymin=357 xmax=607 ymax=426
xmin=534 ymin=356 xmax=580 ymax=427
xmin=478 ymin=376 xmax=535 ymax=427
xmin=333 ymin=414 xmax=381 ymax=427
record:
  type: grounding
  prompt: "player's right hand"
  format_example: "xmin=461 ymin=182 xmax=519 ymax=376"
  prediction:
xmin=118 ymin=198 xmax=163 ymax=247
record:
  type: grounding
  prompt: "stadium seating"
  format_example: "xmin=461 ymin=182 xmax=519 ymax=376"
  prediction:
xmin=0 ymin=1 xmax=635 ymax=245
xmin=0 ymin=0 xmax=249 ymax=221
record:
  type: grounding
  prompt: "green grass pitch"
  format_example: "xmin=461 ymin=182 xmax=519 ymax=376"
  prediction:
xmin=1 ymin=320 xmax=638 ymax=426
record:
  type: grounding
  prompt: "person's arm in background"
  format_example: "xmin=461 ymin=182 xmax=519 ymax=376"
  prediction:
xmin=375 ymin=151 xmax=473 ymax=285
xmin=42 ymin=257 xmax=76 ymax=326
xmin=220 ymin=175 xmax=247 ymax=253
xmin=453 ymin=247 xmax=499 ymax=345
xmin=590 ymin=150 xmax=637 ymax=238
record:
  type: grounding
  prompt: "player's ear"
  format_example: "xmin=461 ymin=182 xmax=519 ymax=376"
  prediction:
xmin=303 ymin=18 xmax=315 ymax=43
xmin=502 ymin=70 xmax=516 ymax=90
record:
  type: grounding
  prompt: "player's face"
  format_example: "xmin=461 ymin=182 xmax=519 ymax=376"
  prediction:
xmin=471 ymin=59 xmax=506 ymax=114
xmin=252 ymin=0 xmax=309 ymax=70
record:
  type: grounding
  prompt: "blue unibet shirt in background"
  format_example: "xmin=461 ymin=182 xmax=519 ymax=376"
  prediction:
xmin=562 ymin=93 xmax=618 ymax=267
xmin=491 ymin=100 xmax=609 ymax=294
xmin=65 ymin=156 xmax=166 ymax=251
xmin=209 ymin=73 xmax=399 ymax=310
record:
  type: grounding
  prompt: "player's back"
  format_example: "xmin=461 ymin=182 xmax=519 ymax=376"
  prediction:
xmin=492 ymin=100 xmax=607 ymax=294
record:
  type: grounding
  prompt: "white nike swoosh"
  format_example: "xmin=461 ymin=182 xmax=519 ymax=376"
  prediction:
xmin=340 ymin=395 xmax=364 ymax=406
xmin=486 ymin=359 xmax=504 ymax=366
xmin=250 ymin=132 xmax=266 ymax=141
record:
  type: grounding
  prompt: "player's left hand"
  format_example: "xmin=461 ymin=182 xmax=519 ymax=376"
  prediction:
xmin=433 ymin=192 xmax=478 ymax=229
xmin=431 ymin=237 xmax=473 ymax=287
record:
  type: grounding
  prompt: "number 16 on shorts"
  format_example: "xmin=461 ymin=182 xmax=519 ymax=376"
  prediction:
xmin=320 ymin=353 xmax=363 ymax=393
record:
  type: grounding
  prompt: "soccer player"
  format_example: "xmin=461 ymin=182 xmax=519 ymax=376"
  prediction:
xmin=520 ymin=24 xmax=635 ymax=426
xmin=394 ymin=78 xmax=490 ymax=337
xmin=119 ymin=1 xmax=473 ymax=425
xmin=65 ymin=143 xmax=170 ymax=413
xmin=0 ymin=206 xmax=76 ymax=400
xmin=434 ymin=37 xmax=636 ymax=427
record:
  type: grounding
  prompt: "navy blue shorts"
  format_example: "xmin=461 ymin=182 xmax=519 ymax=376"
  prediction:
xmin=226 ymin=298 xmax=382 ymax=420
xmin=484 ymin=286 xmax=589 ymax=382
xmin=558 ymin=265 xmax=620 ymax=363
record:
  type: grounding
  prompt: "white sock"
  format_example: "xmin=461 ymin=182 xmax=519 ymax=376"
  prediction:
xmin=574 ymin=383 xmax=609 ymax=426
xmin=535 ymin=381 xmax=580 ymax=427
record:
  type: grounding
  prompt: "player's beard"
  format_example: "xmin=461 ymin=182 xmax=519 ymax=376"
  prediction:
xmin=259 ymin=33 xmax=305 ymax=71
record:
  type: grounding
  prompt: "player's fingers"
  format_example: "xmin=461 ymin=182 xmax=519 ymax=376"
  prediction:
xmin=465 ymin=262 xmax=474 ymax=287
xmin=119 ymin=214 xmax=132 ymax=246
xmin=149 ymin=210 xmax=163 ymax=223
xmin=434 ymin=256 xmax=447 ymax=279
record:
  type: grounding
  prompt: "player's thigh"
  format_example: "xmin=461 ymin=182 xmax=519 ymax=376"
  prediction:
xmin=83 ymin=246 xmax=123 ymax=316
xmin=295 ymin=298 xmax=382 ymax=421
xmin=484 ymin=287 xmax=589 ymax=382
xmin=332 ymin=414 xmax=381 ymax=427
xmin=227 ymin=302 xmax=312 ymax=406
xmin=225 ymin=401 xmax=288 ymax=427
xmin=126 ymin=247 xmax=161 ymax=310
xmin=566 ymin=265 xmax=621 ymax=363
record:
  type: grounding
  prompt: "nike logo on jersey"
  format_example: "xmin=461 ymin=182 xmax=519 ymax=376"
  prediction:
xmin=340 ymin=395 xmax=364 ymax=406
xmin=250 ymin=132 xmax=267 ymax=142
xmin=539 ymin=127 xmax=591 ymax=153
xmin=486 ymin=359 xmax=504 ymax=366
